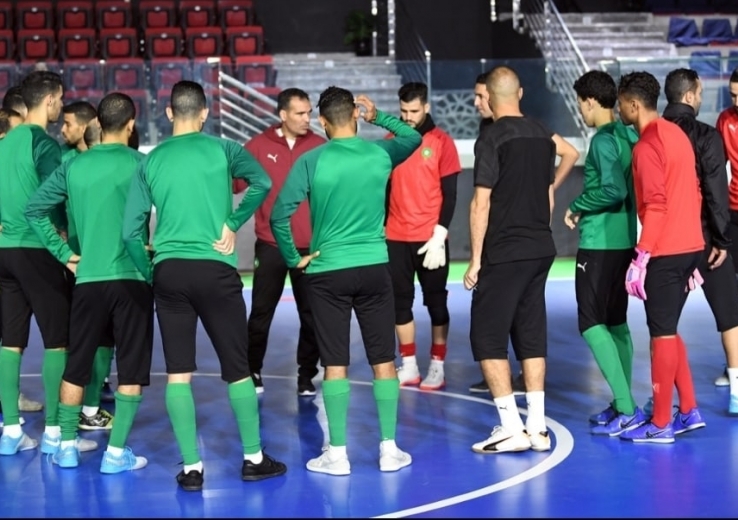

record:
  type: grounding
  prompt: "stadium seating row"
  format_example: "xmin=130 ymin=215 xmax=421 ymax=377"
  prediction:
xmin=647 ymin=0 xmax=738 ymax=14
xmin=668 ymin=16 xmax=738 ymax=46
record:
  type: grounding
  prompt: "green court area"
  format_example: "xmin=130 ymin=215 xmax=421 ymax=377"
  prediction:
xmin=239 ymin=257 xmax=576 ymax=288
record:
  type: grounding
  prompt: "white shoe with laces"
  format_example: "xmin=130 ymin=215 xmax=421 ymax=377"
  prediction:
xmin=420 ymin=360 xmax=445 ymax=391
xmin=397 ymin=363 xmax=421 ymax=386
xmin=379 ymin=440 xmax=412 ymax=472
xmin=306 ymin=445 xmax=351 ymax=476
xmin=472 ymin=425 xmax=532 ymax=454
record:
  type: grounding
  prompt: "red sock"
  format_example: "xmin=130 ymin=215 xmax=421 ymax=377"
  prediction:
xmin=651 ymin=336 xmax=679 ymax=428
xmin=399 ymin=342 xmax=416 ymax=358
xmin=430 ymin=343 xmax=447 ymax=361
xmin=675 ymin=335 xmax=698 ymax=413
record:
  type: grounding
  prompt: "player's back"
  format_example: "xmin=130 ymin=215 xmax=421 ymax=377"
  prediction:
xmin=0 ymin=124 xmax=61 ymax=247
xmin=67 ymin=143 xmax=145 ymax=283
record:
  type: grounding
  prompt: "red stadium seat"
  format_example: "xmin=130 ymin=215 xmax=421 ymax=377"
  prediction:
xmin=63 ymin=88 xmax=104 ymax=107
xmin=120 ymin=89 xmax=149 ymax=123
xmin=17 ymin=29 xmax=56 ymax=61
xmin=0 ymin=2 xmax=12 ymax=30
xmin=16 ymin=1 xmax=53 ymax=30
xmin=56 ymin=1 xmax=94 ymax=30
xmin=19 ymin=60 xmax=61 ymax=78
xmin=150 ymin=57 xmax=192 ymax=89
xmin=100 ymin=28 xmax=139 ymax=59
xmin=96 ymin=1 xmax=132 ymax=30
xmin=145 ymin=28 xmax=183 ymax=59
xmin=179 ymin=0 xmax=216 ymax=29
xmin=139 ymin=1 xmax=177 ymax=28
xmin=0 ymin=30 xmax=13 ymax=60
xmin=185 ymin=26 xmax=222 ymax=59
xmin=217 ymin=0 xmax=254 ymax=30
xmin=234 ymin=55 xmax=275 ymax=87
xmin=0 ymin=61 xmax=17 ymax=92
xmin=58 ymin=28 xmax=97 ymax=60
xmin=104 ymin=58 xmax=145 ymax=91
xmin=225 ymin=25 xmax=263 ymax=58
xmin=63 ymin=59 xmax=103 ymax=91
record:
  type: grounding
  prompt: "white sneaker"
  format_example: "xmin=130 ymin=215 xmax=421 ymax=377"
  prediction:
xmin=715 ymin=366 xmax=729 ymax=387
xmin=419 ymin=360 xmax=445 ymax=391
xmin=472 ymin=425 xmax=531 ymax=454
xmin=18 ymin=393 xmax=43 ymax=412
xmin=75 ymin=437 xmax=98 ymax=453
xmin=306 ymin=446 xmax=351 ymax=476
xmin=526 ymin=429 xmax=551 ymax=452
xmin=397 ymin=363 xmax=421 ymax=386
xmin=379 ymin=440 xmax=412 ymax=472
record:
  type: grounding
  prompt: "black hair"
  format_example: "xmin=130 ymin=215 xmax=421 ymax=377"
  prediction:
xmin=277 ymin=88 xmax=310 ymax=112
xmin=20 ymin=70 xmax=63 ymax=110
xmin=617 ymin=71 xmax=661 ymax=111
xmin=170 ymin=80 xmax=207 ymax=119
xmin=62 ymin=101 xmax=97 ymax=125
xmin=98 ymin=92 xmax=136 ymax=133
xmin=664 ymin=68 xmax=700 ymax=104
xmin=2 ymin=86 xmax=25 ymax=114
xmin=573 ymin=70 xmax=617 ymax=109
xmin=398 ymin=82 xmax=428 ymax=104
xmin=317 ymin=86 xmax=355 ymax=126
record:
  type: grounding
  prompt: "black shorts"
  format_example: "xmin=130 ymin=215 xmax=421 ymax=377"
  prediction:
xmin=65 ymin=280 xmax=153 ymax=387
xmin=470 ymin=256 xmax=554 ymax=361
xmin=153 ymin=259 xmax=249 ymax=383
xmin=575 ymin=248 xmax=631 ymax=333
xmin=307 ymin=263 xmax=395 ymax=367
xmin=643 ymin=251 xmax=701 ymax=337
xmin=0 ymin=247 xmax=69 ymax=348
xmin=698 ymin=245 xmax=738 ymax=332
xmin=66 ymin=269 xmax=115 ymax=347
xmin=729 ymin=211 xmax=738 ymax=274
xmin=387 ymin=239 xmax=450 ymax=324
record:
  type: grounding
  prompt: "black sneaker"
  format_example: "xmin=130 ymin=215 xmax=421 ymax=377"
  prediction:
xmin=176 ymin=469 xmax=204 ymax=491
xmin=468 ymin=380 xmax=488 ymax=393
xmin=252 ymin=373 xmax=264 ymax=395
xmin=78 ymin=409 xmax=114 ymax=430
xmin=242 ymin=452 xmax=287 ymax=481
xmin=297 ymin=377 xmax=316 ymax=396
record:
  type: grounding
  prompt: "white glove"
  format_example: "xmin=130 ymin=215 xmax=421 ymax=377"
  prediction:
xmin=417 ymin=225 xmax=447 ymax=270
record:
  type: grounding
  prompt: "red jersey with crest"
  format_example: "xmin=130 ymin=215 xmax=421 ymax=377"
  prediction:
xmin=385 ymin=126 xmax=460 ymax=241
xmin=632 ymin=118 xmax=704 ymax=257
xmin=716 ymin=107 xmax=738 ymax=211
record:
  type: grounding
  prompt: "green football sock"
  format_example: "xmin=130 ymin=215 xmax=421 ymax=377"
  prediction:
xmin=43 ymin=349 xmax=68 ymax=427
xmin=609 ymin=323 xmax=634 ymax=388
xmin=59 ymin=403 xmax=82 ymax=442
xmin=165 ymin=383 xmax=199 ymax=465
xmin=373 ymin=378 xmax=400 ymax=441
xmin=228 ymin=379 xmax=261 ymax=455
xmin=322 ymin=378 xmax=351 ymax=447
xmin=0 ymin=348 xmax=22 ymax=426
xmin=583 ymin=325 xmax=635 ymax=415
xmin=108 ymin=392 xmax=142 ymax=450
xmin=83 ymin=347 xmax=114 ymax=407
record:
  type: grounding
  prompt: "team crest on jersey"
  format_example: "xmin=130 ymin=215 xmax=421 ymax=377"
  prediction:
xmin=254 ymin=258 xmax=260 ymax=269
xmin=421 ymin=147 xmax=432 ymax=159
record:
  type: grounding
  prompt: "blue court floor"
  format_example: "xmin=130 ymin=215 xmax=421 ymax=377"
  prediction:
xmin=1 ymin=277 xmax=737 ymax=518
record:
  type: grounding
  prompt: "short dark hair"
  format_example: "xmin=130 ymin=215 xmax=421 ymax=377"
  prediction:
xmin=731 ymin=68 xmax=738 ymax=84
xmin=128 ymin=125 xmax=139 ymax=150
xmin=62 ymin=101 xmax=97 ymax=124
xmin=97 ymin=92 xmax=136 ymax=133
xmin=398 ymin=82 xmax=428 ymax=104
xmin=476 ymin=71 xmax=491 ymax=85
xmin=2 ymin=86 xmax=25 ymax=114
xmin=170 ymin=80 xmax=207 ymax=119
xmin=20 ymin=71 xmax=63 ymax=110
xmin=83 ymin=120 xmax=101 ymax=148
xmin=617 ymin=71 xmax=660 ymax=111
xmin=664 ymin=68 xmax=700 ymax=104
xmin=0 ymin=108 xmax=13 ymax=135
xmin=277 ymin=88 xmax=310 ymax=112
xmin=573 ymin=71 xmax=617 ymax=109
xmin=317 ymin=86 xmax=355 ymax=126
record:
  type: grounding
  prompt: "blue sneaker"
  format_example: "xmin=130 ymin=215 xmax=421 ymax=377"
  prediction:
xmin=591 ymin=408 xmax=648 ymax=437
xmin=643 ymin=398 xmax=654 ymax=416
xmin=589 ymin=405 xmax=617 ymax=425
xmin=620 ymin=421 xmax=675 ymax=443
xmin=100 ymin=447 xmax=148 ymax=474
xmin=672 ymin=407 xmax=706 ymax=435
xmin=729 ymin=395 xmax=738 ymax=415
xmin=52 ymin=446 xmax=80 ymax=468
xmin=0 ymin=433 xmax=38 ymax=455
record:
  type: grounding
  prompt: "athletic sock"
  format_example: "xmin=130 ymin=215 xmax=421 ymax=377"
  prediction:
xmin=430 ymin=343 xmax=447 ymax=361
xmin=399 ymin=342 xmax=416 ymax=358
xmin=108 ymin=392 xmax=142 ymax=450
xmin=165 ymin=383 xmax=200 ymax=465
xmin=0 ymin=349 xmax=22 ymax=427
xmin=59 ymin=403 xmax=82 ymax=442
xmin=651 ymin=337 xmax=679 ymax=428
xmin=228 ymin=379 xmax=261 ymax=456
xmin=43 ymin=349 xmax=68 ymax=427
xmin=83 ymin=347 xmax=114 ymax=408
xmin=582 ymin=324 xmax=636 ymax=415
xmin=494 ymin=394 xmax=525 ymax=433
xmin=373 ymin=377 xmax=400 ymax=441
xmin=525 ymin=391 xmax=546 ymax=433
xmin=674 ymin=335 xmax=698 ymax=413
xmin=322 ymin=378 xmax=350 ymax=447
xmin=608 ymin=323 xmax=634 ymax=388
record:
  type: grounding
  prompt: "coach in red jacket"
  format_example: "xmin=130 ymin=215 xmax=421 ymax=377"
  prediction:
xmin=233 ymin=88 xmax=325 ymax=396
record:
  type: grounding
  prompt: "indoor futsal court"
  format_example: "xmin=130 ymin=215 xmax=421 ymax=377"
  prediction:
xmin=1 ymin=259 xmax=737 ymax=518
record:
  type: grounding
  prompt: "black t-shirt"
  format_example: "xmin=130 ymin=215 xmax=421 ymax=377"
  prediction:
xmin=473 ymin=116 xmax=557 ymax=265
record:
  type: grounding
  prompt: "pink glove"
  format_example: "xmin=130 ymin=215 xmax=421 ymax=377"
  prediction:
xmin=686 ymin=268 xmax=704 ymax=292
xmin=625 ymin=248 xmax=650 ymax=300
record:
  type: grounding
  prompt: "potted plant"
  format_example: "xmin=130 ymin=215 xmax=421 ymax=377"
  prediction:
xmin=344 ymin=9 xmax=375 ymax=56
